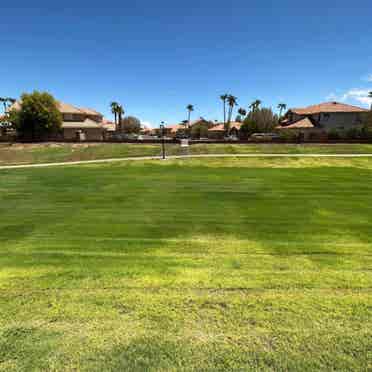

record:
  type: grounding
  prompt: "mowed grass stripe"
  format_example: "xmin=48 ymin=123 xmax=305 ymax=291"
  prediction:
xmin=0 ymin=157 xmax=371 ymax=371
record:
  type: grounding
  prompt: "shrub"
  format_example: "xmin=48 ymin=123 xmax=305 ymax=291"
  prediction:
xmin=360 ymin=126 xmax=372 ymax=140
xmin=277 ymin=130 xmax=298 ymax=142
xmin=345 ymin=127 xmax=361 ymax=140
xmin=240 ymin=108 xmax=278 ymax=139
xmin=327 ymin=130 xmax=341 ymax=140
xmin=191 ymin=123 xmax=209 ymax=139
xmin=119 ymin=116 xmax=141 ymax=134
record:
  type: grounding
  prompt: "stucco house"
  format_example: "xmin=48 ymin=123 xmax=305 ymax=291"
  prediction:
xmin=208 ymin=122 xmax=242 ymax=139
xmin=278 ymin=102 xmax=369 ymax=138
xmin=10 ymin=100 xmax=107 ymax=140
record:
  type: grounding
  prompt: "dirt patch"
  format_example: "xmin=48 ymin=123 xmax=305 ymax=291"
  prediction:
xmin=1 ymin=143 xmax=102 ymax=151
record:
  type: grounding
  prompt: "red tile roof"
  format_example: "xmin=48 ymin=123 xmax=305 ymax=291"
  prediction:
xmin=208 ymin=122 xmax=242 ymax=131
xmin=277 ymin=117 xmax=315 ymax=129
xmin=165 ymin=124 xmax=186 ymax=133
xmin=290 ymin=101 xmax=369 ymax=115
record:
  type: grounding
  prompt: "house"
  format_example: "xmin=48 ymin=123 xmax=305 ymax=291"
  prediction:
xmin=164 ymin=124 xmax=185 ymax=137
xmin=278 ymin=102 xmax=369 ymax=138
xmin=10 ymin=100 xmax=107 ymax=140
xmin=208 ymin=122 xmax=242 ymax=139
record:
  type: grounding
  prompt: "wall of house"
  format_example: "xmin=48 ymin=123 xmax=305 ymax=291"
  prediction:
xmin=63 ymin=128 xmax=104 ymax=141
xmin=311 ymin=112 xmax=368 ymax=130
xmin=208 ymin=131 xmax=224 ymax=139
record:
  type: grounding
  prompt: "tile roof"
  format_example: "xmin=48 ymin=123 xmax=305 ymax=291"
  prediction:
xmin=290 ymin=101 xmax=369 ymax=115
xmin=277 ymin=117 xmax=315 ymax=129
xmin=10 ymin=100 xmax=103 ymax=116
xmin=79 ymin=107 xmax=102 ymax=116
xmin=208 ymin=122 xmax=242 ymax=131
xmin=165 ymin=124 xmax=185 ymax=133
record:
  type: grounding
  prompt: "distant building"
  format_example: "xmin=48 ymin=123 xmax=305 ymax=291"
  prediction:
xmin=208 ymin=122 xmax=242 ymax=139
xmin=277 ymin=102 xmax=369 ymax=138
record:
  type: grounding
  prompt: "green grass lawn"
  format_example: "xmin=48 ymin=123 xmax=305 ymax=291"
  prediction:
xmin=0 ymin=157 xmax=371 ymax=371
xmin=3 ymin=142 xmax=372 ymax=166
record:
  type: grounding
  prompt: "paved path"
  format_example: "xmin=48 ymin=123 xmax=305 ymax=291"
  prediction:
xmin=2 ymin=153 xmax=372 ymax=170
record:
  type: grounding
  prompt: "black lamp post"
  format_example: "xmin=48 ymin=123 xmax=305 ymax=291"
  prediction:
xmin=160 ymin=121 xmax=166 ymax=160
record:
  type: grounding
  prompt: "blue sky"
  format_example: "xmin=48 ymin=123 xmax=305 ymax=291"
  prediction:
xmin=1 ymin=0 xmax=372 ymax=126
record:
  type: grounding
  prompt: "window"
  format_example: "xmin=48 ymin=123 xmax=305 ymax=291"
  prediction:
xmin=323 ymin=113 xmax=330 ymax=121
xmin=63 ymin=113 xmax=74 ymax=121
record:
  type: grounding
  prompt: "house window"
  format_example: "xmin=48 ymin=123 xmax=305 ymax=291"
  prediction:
xmin=323 ymin=113 xmax=330 ymax=121
xmin=63 ymin=113 xmax=74 ymax=121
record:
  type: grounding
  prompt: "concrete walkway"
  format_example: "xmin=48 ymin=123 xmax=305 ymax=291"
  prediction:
xmin=2 ymin=153 xmax=372 ymax=170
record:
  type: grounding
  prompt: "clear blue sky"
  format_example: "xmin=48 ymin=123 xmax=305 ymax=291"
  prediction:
xmin=1 ymin=0 xmax=372 ymax=126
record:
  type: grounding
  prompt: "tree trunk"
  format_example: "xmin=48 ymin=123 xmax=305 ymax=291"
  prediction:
xmin=223 ymin=101 xmax=226 ymax=126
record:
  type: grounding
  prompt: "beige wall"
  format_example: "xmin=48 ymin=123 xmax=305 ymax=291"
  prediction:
xmin=290 ymin=112 xmax=368 ymax=131
xmin=310 ymin=112 xmax=368 ymax=130
xmin=63 ymin=128 xmax=104 ymax=141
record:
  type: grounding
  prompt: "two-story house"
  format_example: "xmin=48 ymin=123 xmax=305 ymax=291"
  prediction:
xmin=278 ymin=102 xmax=369 ymax=137
xmin=10 ymin=100 xmax=106 ymax=140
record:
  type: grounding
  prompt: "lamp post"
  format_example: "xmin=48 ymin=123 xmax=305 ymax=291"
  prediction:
xmin=160 ymin=121 xmax=166 ymax=160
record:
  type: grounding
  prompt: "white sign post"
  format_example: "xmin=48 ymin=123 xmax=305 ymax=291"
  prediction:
xmin=180 ymin=139 xmax=189 ymax=148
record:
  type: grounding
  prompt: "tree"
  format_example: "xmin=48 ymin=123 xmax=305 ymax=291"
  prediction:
xmin=120 ymin=116 xmax=141 ymax=134
xmin=240 ymin=107 xmax=278 ymax=139
xmin=186 ymin=104 xmax=194 ymax=129
xmin=235 ymin=115 xmax=242 ymax=123
xmin=238 ymin=108 xmax=247 ymax=117
xmin=190 ymin=122 xmax=209 ymax=139
xmin=220 ymin=94 xmax=228 ymax=126
xmin=249 ymin=99 xmax=262 ymax=112
xmin=277 ymin=103 xmax=287 ymax=119
xmin=117 ymin=105 xmax=124 ymax=131
xmin=110 ymin=102 xmax=119 ymax=126
xmin=10 ymin=91 xmax=62 ymax=141
xmin=226 ymin=95 xmax=238 ymax=133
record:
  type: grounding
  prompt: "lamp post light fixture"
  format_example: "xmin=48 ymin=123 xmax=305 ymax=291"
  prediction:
xmin=160 ymin=121 xmax=166 ymax=160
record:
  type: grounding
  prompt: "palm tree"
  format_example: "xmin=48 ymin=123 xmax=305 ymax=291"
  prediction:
xmin=226 ymin=95 xmax=238 ymax=133
xmin=0 ymin=98 xmax=6 ymax=114
xmin=277 ymin=103 xmax=287 ymax=118
xmin=249 ymin=99 xmax=262 ymax=112
xmin=186 ymin=104 xmax=194 ymax=129
xmin=238 ymin=108 xmax=247 ymax=117
xmin=220 ymin=94 xmax=228 ymax=125
xmin=0 ymin=97 xmax=16 ymax=114
xmin=116 ymin=105 xmax=124 ymax=131
xmin=110 ymin=102 xmax=119 ymax=126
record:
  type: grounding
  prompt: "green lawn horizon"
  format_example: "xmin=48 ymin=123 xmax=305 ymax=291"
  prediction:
xmin=0 ymin=157 xmax=371 ymax=371
xmin=3 ymin=142 xmax=372 ymax=166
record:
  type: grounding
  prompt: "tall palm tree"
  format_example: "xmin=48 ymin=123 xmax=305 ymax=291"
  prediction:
xmin=110 ymin=102 xmax=119 ymax=126
xmin=186 ymin=104 xmax=194 ymax=129
xmin=277 ymin=103 xmax=287 ymax=118
xmin=226 ymin=95 xmax=238 ymax=133
xmin=249 ymin=99 xmax=262 ymax=112
xmin=0 ymin=98 xmax=6 ymax=114
xmin=220 ymin=94 xmax=228 ymax=125
xmin=117 ymin=105 xmax=124 ymax=131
